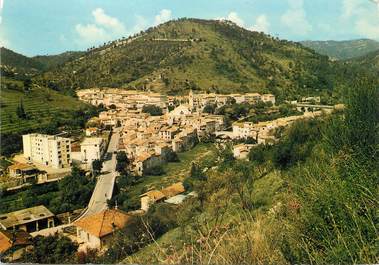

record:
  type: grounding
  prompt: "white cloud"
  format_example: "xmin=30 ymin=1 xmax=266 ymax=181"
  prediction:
xmin=217 ymin=12 xmax=245 ymax=27
xmin=75 ymin=23 xmax=109 ymax=45
xmin=75 ymin=8 xmax=127 ymax=46
xmin=226 ymin=11 xmax=245 ymax=27
xmin=341 ymin=0 xmax=362 ymax=18
xmin=92 ymin=8 xmax=125 ymax=34
xmin=133 ymin=15 xmax=149 ymax=32
xmin=355 ymin=18 xmax=379 ymax=39
xmin=281 ymin=0 xmax=312 ymax=35
xmin=250 ymin=14 xmax=270 ymax=33
xmin=0 ymin=34 xmax=9 ymax=47
xmin=0 ymin=0 xmax=3 ymax=9
xmin=340 ymin=0 xmax=379 ymax=40
xmin=154 ymin=9 xmax=172 ymax=26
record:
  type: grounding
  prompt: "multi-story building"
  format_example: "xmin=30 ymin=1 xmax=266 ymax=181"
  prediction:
xmin=22 ymin=134 xmax=72 ymax=169
xmin=80 ymin=137 xmax=106 ymax=165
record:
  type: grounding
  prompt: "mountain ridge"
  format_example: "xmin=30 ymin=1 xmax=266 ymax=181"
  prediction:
xmin=300 ymin=39 xmax=379 ymax=60
xmin=35 ymin=18 xmax=354 ymax=100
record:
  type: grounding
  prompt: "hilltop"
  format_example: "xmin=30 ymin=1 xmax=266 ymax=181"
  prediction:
xmin=36 ymin=18 xmax=357 ymax=99
xmin=0 ymin=47 xmax=84 ymax=76
xmin=300 ymin=39 xmax=379 ymax=60
xmin=0 ymin=47 xmax=45 ymax=75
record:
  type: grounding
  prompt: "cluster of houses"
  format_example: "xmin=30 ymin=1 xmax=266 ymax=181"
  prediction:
xmin=98 ymin=105 xmax=225 ymax=176
xmin=231 ymin=111 xmax=329 ymax=159
xmin=76 ymin=88 xmax=276 ymax=113
xmin=76 ymin=88 xmax=276 ymax=175
xmin=3 ymin=88 xmax=341 ymax=260
xmin=0 ymin=181 xmax=191 ymax=258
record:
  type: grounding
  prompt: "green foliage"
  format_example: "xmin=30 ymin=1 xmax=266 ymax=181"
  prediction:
xmin=21 ymin=234 xmax=78 ymax=263
xmin=33 ymin=19 xmax=372 ymax=99
xmin=146 ymin=165 xmax=165 ymax=176
xmin=301 ymin=39 xmax=379 ymax=60
xmin=16 ymin=99 xmax=28 ymax=119
xmin=166 ymin=149 xmax=180 ymax=162
xmin=116 ymin=151 xmax=129 ymax=174
xmin=92 ymin=159 xmax=103 ymax=176
xmin=272 ymin=119 xmax=321 ymax=169
xmin=248 ymin=144 xmax=268 ymax=165
xmin=203 ymin=103 xmax=217 ymax=114
xmin=53 ymin=166 xmax=95 ymax=213
xmin=142 ymin=104 xmax=163 ymax=116
xmin=0 ymin=166 xmax=94 ymax=214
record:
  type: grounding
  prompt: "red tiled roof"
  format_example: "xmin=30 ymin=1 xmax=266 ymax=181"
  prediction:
xmin=74 ymin=209 xmax=131 ymax=238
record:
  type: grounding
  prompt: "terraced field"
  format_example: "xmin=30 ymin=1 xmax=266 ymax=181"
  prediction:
xmin=0 ymin=81 xmax=86 ymax=134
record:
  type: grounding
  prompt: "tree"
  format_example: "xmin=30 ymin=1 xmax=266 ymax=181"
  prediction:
xmin=21 ymin=234 xmax=78 ymax=263
xmin=116 ymin=151 xmax=129 ymax=174
xmin=16 ymin=99 xmax=27 ymax=119
xmin=146 ymin=165 xmax=165 ymax=176
xmin=203 ymin=103 xmax=216 ymax=114
xmin=142 ymin=105 xmax=163 ymax=116
xmin=92 ymin=159 xmax=103 ymax=176
xmin=166 ymin=149 xmax=180 ymax=162
xmin=23 ymin=78 xmax=32 ymax=91
xmin=248 ymin=144 xmax=267 ymax=165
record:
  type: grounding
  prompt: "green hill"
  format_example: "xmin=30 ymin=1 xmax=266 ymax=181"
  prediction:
xmin=0 ymin=47 xmax=45 ymax=75
xmin=349 ymin=49 xmax=379 ymax=73
xmin=300 ymin=39 xmax=379 ymax=60
xmin=0 ymin=47 xmax=84 ymax=76
xmin=36 ymin=18 xmax=358 ymax=99
xmin=33 ymin=51 xmax=85 ymax=70
xmin=0 ymin=78 xmax=88 ymax=134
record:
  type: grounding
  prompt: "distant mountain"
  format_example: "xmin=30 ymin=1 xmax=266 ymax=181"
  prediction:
xmin=37 ymin=18 xmax=356 ymax=99
xmin=349 ymin=49 xmax=379 ymax=73
xmin=33 ymin=51 xmax=85 ymax=70
xmin=0 ymin=47 xmax=45 ymax=75
xmin=300 ymin=39 xmax=379 ymax=60
xmin=0 ymin=47 xmax=84 ymax=76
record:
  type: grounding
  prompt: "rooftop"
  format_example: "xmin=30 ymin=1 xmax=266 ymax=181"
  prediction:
xmin=81 ymin=137 xmax=104 ymax=146
xmin=8 ymin=163 xmax=36 ymax=171
xmin=140 ymin=190 xmax=166 ymax=202
xmin=74 ymin=209 xmax=131 ymax=238
xmin=161 ymin=182 xmax=185 ymax=198
xmin=0 ymin=205 xmax=54 ymax=229
xmin=0 ymin=230 xmax=32 ymax=254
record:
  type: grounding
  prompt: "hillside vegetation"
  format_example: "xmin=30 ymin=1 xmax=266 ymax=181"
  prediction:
xmin=57 ymin=79 xmax=377 ymax=265
xmin=301 ymin=39 xmax=379 ymax=60
xmin=123 ymin=81 xmax=378 ymax=264
xmin=36 ymin=18 xmax=364 ymax=100
xmin=0 ymin=77 xmax=99 ymax=156
xmin=0 ymin=47 xmax=84 ymax=75
xmin=349 ymin=49 xmax=379 ymax=73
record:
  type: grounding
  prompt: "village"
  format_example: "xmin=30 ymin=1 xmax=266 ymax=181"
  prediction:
xmin=0 ymin=88 xmax=341 ymax=261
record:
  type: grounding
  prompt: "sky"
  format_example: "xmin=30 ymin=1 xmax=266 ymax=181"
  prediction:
xmin=0 ymin=0 xmax=378 ymax=56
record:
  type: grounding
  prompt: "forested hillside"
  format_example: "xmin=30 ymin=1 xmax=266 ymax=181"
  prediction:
xmin=349 ymin=49 xmax=379 ymax=73
xmin=301 ymin=39 xmax=379 ymax=60
xmin=36 ymin=18 xmax=366 ymax=100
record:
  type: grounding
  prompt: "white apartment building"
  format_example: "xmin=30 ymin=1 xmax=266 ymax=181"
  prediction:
xmin=22 ymin=134 xmax=72 ymax=169
xmin=80 ymin=138 xmax=106 ymax=165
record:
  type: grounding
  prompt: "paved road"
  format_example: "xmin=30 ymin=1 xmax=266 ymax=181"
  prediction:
xmin=78 ymin=128 xmax=120 ymax=218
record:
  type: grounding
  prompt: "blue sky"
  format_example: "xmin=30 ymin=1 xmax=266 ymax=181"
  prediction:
xmin=0 ymin=0 xmax=378 ymax=56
